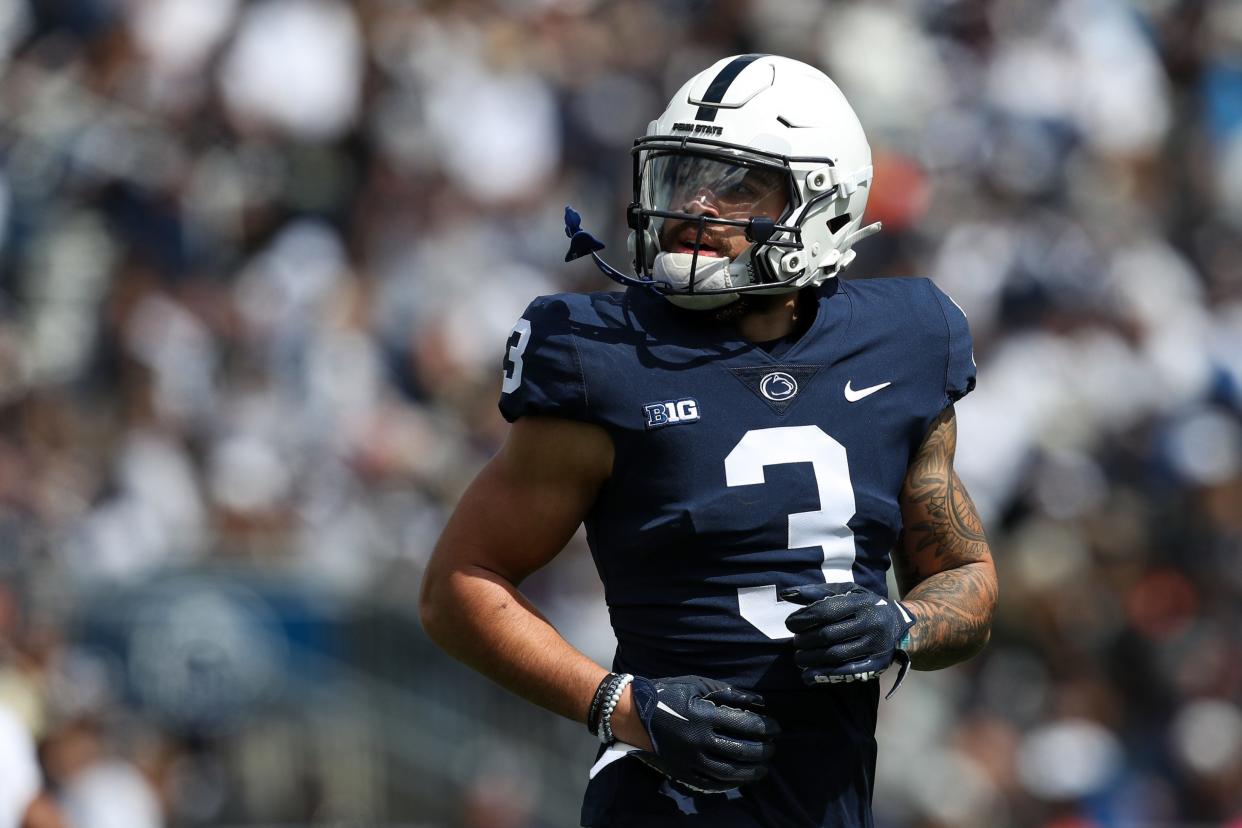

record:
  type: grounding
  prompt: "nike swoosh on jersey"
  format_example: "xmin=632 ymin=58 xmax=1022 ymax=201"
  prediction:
xmin=844 ymin=380 xmax=892 ymax=402
xmin=656 ymin=701 xmax=690 ymax=722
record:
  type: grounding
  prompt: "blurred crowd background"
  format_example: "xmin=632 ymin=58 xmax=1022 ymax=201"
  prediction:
xmin=0 ymin=0 xmax=1241 ymax=826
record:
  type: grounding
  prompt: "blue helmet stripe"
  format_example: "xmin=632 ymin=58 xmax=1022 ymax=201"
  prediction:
xmin=694 ymin=54 xmax=767 ymax=122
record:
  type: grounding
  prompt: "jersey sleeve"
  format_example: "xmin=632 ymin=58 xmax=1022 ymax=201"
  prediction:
xmin=497 ymin=296 xmax=590 ymax=423
xmin=926 ymin=281 xmax=977 ymax=403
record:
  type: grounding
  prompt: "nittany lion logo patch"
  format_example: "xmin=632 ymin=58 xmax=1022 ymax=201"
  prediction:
xmin=759 ymin=371 xmax=799 ymax=402
xmin=727 ymin=365 xmax=822 ymax=415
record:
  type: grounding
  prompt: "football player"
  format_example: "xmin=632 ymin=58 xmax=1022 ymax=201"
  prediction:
xmin=420 ymin=54 xmax=998 ymax=827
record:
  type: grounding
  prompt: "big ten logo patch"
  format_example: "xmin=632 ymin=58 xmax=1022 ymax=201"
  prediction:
xmin=643 ymin=398 xmax=700 ymax=429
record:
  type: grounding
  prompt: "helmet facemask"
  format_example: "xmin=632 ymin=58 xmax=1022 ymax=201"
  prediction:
xmin=630 ymin=138 xmax=807 ymax=309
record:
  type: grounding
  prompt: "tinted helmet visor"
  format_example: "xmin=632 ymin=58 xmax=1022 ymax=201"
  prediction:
xmin=641 ymin=154 xmax=793 ymax=255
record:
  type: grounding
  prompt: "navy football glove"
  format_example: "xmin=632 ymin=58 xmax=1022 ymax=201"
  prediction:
xmin=781 ymin=583 xmax=916 ymax=695
xmin=628 ymin=675 xmax=780 ymax=794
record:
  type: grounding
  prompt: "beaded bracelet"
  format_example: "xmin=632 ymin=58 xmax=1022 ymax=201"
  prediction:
xmin=587 ymin=672 xmax=625 ymax=737
xmin=598 ymin=673 xmax=634 ymax=745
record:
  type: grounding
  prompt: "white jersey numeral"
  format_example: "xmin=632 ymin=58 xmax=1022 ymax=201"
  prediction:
xmin=723 ymin=426 xmax=858 ymax=639
xmin=501 ymin=318 xmax=531 ymax=394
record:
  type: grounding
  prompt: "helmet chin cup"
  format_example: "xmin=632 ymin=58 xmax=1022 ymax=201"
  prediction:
xmin=652 ymin=252 xmax=741 ymax=309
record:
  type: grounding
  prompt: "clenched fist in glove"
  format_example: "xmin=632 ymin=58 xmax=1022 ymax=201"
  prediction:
xmin=628 ymin=675 xmax=780 ymax=793
xmin=780 ymin=583 xmax=917 ymax=694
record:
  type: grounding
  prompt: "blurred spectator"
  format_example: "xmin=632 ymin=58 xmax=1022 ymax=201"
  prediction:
xmin=0 ymin=700 xmax=41 ymax=828
xmin=0 ymin=699 xmax=65 ymax=828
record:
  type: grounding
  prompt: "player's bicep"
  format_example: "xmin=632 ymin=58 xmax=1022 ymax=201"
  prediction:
xmin=894 ymin=406 xmax=991 ymax=593
xmin=428 ymin=416 xmax=613 ymax=586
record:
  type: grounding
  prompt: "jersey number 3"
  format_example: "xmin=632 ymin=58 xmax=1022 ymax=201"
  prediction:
xmin=501 ymin=319 xmax=531 ymax=394
xmin=725 ymin=426 xmax=857 ymax=640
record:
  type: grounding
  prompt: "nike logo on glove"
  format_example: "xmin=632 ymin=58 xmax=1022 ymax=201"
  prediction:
xmin=844 ymin=380 xmax=891 ymax=402
xmin=656 ymin=701 xmax=690 ymax=722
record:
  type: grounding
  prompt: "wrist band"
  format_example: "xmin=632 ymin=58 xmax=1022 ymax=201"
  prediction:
xmin=598 ymin=673 xmax=634 ymax=745
xmin=587 ymin=672 xmax=628 ymax=737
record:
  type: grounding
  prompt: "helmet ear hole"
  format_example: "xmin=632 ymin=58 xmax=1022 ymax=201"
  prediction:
xmin=827 ymin=213 xmax=852 ymax=234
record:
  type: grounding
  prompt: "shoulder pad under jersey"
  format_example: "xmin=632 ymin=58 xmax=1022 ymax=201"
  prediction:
xmin=923 ymin=279 xmax=976 ymax=403
xmin=498 ymin=294 xmax=589 ymax=423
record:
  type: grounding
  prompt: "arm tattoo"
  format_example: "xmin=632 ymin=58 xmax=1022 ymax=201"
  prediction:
xmin=902 ymin=562 xmax=997 ymax=669
xmin=896 ymin=407 xmax=999 ymax=670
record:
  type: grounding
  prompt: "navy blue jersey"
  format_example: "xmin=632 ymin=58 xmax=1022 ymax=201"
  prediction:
xmin=498 ymin=278 xmax=974 ymax=827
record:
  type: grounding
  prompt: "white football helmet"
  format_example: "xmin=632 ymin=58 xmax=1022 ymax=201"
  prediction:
xmin=626 ymin=54 xmax=879 ymax=309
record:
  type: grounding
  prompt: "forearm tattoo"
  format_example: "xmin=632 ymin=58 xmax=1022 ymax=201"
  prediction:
xmin=895 ymin=407 xmax=998 ymax=670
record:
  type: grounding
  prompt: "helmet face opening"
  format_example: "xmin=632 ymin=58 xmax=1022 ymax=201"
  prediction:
xmin=630 ymin=136 xmax=822 ymax=298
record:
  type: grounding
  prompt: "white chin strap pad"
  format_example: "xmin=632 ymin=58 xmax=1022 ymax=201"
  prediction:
xmin=653 ymin=252 xmax=741 ymax=310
